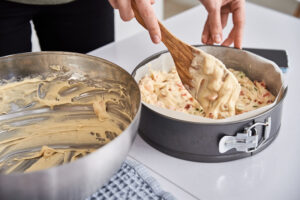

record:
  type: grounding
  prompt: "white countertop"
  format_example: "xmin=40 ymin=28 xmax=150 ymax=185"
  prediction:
xmin=90 ymin=3 xmax=300 ymax=200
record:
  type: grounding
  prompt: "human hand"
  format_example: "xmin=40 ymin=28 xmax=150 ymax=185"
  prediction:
xmin=108 ymin=0 xmax=161 ymax=44
xmin=200 ymin=0 xmax=245 ymax=49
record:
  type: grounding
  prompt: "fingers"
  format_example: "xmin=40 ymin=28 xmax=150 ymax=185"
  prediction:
xmin=221 ymin=6 xmax=230 ymax=29
xmin=202 ymin=13 xmax=225 ymax=46
xmin=208 ymin=7 xmax=223 ymax=44
xmin=231 ymin=0 xmax=245 ymax=49
xmin=108 ymin=0 xmax=155 ymax=22
xmin=108 ymin=0 xmax=160 ymax=44
xmin=202 ymin=17 xmax=210 ymax=44
xmin=207 ymin=36 xmax=214 ymax=45
xmin=201 ymin=0 xmax=245 ymax=48
xmin=221 ymin=28 xmax=235 ymax=47
xmin=202 ymin=10 xmax=223 ymax=45
xmin=117 ymin=0 xmax=134 ymax=21
xmin=108 ymin=0 xmax=118 ymax=9
xmin=135 ymin=0 xmax=161 ymax=44
xmin=221 ymin=13 xmax=229 ymax=29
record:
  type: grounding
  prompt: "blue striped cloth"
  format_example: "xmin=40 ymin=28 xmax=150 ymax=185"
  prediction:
xmin=86 ymin=159 xmax=176 ymax=200
xmin=280 ymin=67 xmax=288 ymax=73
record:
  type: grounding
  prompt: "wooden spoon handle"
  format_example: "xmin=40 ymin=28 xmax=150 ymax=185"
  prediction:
xmin=131 ymin=0 xmax=194 ymax=86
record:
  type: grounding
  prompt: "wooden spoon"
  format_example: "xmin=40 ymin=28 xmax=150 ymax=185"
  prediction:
xmin=131 ymin=1 xmax=194 ymax=87
xmin=131 ymin=1 xmax=241 ymax=119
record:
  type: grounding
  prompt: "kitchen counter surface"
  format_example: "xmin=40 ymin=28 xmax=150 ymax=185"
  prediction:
xmin=90 ymin=3 xmax=300 ymax=200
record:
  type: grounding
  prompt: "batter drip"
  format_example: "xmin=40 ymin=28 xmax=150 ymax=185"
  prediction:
xmin=188 ymin=49 xmax=241 ymax=119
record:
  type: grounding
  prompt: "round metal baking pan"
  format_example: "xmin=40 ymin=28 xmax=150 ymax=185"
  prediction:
xmin=132 ymin=45 xmax=287 ymax=163
xmin=0 ymin=52 xmax=141 ymax=200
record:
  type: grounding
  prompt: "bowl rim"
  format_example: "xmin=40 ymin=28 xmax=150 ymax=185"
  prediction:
xmin=0 ymin=51 xmax=131 ymax=78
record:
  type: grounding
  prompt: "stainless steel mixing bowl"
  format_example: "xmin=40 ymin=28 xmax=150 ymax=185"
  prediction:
xmin=0 ymin=52 xmax=141 ymax=200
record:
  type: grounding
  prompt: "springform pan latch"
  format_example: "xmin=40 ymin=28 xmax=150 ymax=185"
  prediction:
xmin=219 ymin=117 xmax=271 ymax=153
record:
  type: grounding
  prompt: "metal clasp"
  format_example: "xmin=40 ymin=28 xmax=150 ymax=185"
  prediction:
xmin=219 ymin=117 xmax=271 ymax=153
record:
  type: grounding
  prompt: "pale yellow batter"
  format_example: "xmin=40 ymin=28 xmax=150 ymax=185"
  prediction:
xmin=139 ymin=67 xmax=275 ymax=119
xmin=0 ymin=75 xmax=132 ymax=174
xmin=188 ymin=49 xmax=241 ymax=119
